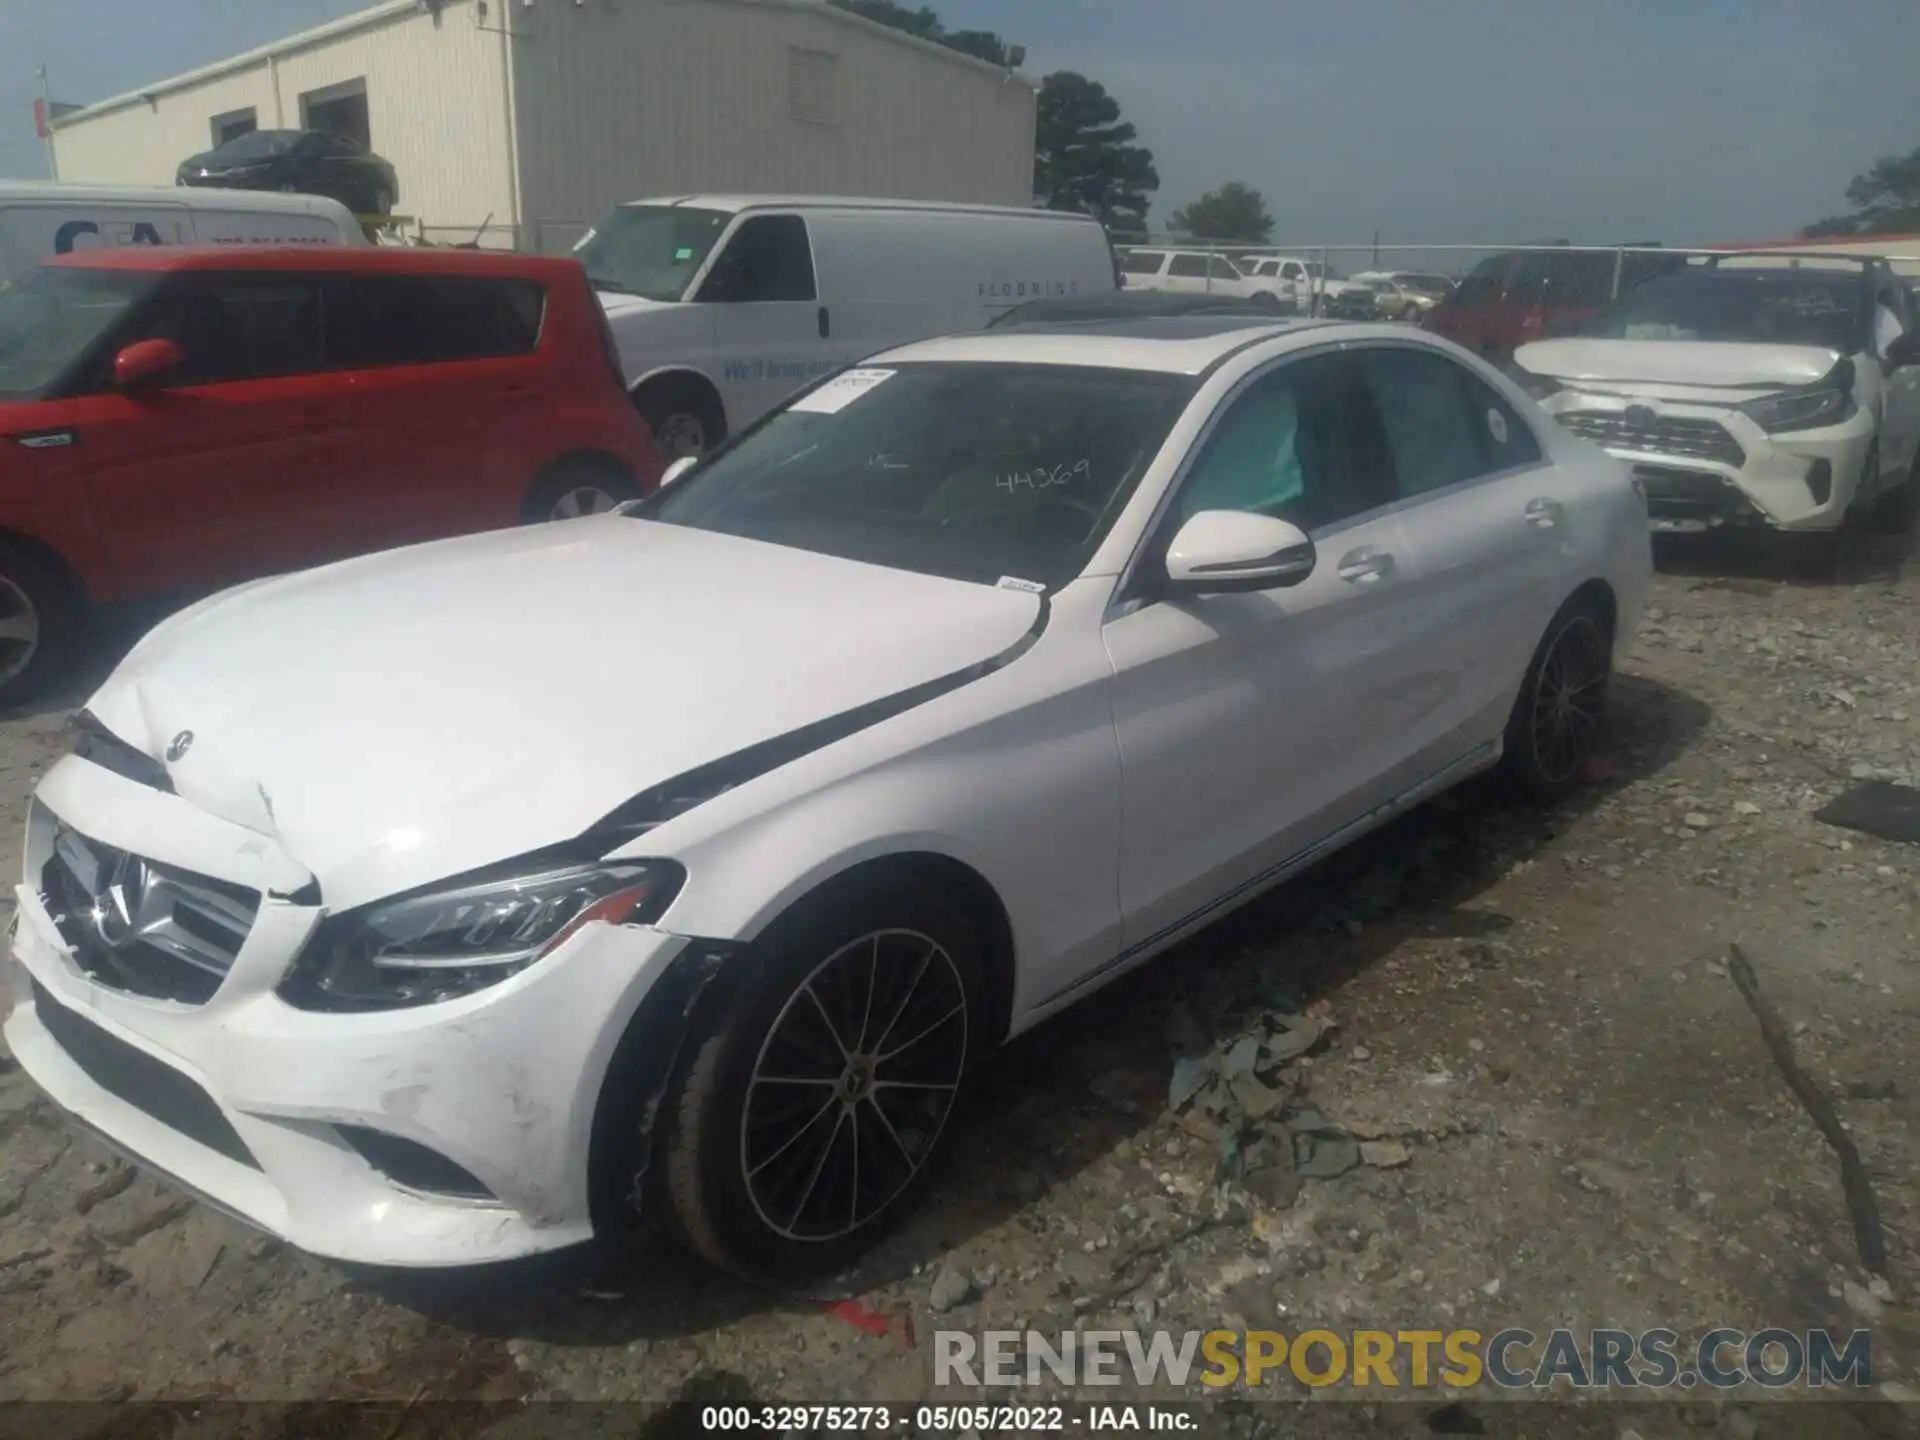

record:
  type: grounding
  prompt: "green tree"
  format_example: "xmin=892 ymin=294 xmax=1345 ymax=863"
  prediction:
xmin=1803 ymin=146 xmax=1920 ymax=238
xmin=1034 ymin=72 xmax=1160 ymax=236
xmin=830 ymin=0 xmax=943 ymax=41
xmin=828 ymin=1 xmax=1017 ymax=66
xmin=1169 ymin=182 xmax=1274 ymax=245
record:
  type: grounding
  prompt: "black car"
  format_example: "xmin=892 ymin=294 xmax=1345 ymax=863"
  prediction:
xmin=176 ymin=129 xmax=399 ymax=217
xmin=986 ymin=288 xmax=1292 ymax=328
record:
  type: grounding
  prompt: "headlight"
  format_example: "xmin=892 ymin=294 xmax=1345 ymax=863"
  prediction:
xmin=279 ymin=857 xmax=683 ymax=1012
xmin=1739 ymin=359 xmax=1856 ymax=434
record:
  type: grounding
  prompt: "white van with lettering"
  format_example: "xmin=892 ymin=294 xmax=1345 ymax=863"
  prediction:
xmin=0 ymin=182 xmax=364 ymax=286
xmin=575 ymin=195 xmax=1120 ymax=458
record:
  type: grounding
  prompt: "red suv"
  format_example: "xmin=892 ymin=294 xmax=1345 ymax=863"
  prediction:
xmin=1423 ymin=246 xmax=1687 ymax=360
xmin=0 ymin=245 xmax=662 ymax=701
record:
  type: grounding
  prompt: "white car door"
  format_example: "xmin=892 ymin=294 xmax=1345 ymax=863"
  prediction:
xmin=695 ymin=212 xmax=829 ymax=425
xmin=1102 ymin=351 xmax=1425 ymax=951
xmin=1350 ymin=343 xmax=1581 ymax=779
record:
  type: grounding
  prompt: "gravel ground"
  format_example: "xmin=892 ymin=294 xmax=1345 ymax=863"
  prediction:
xmin=1 ymin=535 xmax=1918 ymax=1438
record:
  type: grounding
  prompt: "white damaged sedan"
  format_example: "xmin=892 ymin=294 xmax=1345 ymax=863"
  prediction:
xmin=5 ymin=317 xmax=1650 ymax=1279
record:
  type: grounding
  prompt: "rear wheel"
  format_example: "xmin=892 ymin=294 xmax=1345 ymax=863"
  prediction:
xmin=521 ymin=456 xmax=637 ymax=523
xmin=651 ymin=880 xmax=987 ymax=1284
xmin=1502 ymin=593 xmax=1613 ymax=798
xmin=0 ymin=540 xmax=78 ymax=709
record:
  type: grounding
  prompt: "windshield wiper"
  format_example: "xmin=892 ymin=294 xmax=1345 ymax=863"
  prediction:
xmin=590 ymin=278 xmax=642 ymax=297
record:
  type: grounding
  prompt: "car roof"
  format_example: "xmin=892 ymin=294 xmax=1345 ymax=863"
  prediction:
xmin=43 ymin=245 xmax=579 ymax=278
xmin=874 ymin=317 xmax=1338 ymax=374
xmin=614 ymin=195 xmax=1096 ymax=223
xmin=0 ymin=181 xmax=353 ymax=218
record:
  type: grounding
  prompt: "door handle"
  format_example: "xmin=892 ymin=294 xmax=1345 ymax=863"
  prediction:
xmin=817 ymin=305 xmax=831 ymax=339
xmin=1524 ymin=497 xmax=1564 ymax=529
xmin=295 ymin=412 xmax=337 ymax=435
xmin=1337 ymin=546 xmax=1394 ymax=583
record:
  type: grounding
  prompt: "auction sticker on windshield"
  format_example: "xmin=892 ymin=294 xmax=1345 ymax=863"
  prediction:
xmin=791 ymin=368 xmax=896 ymax=415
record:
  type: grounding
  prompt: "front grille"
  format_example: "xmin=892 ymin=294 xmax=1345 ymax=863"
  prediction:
xmin=30 ymin=978 xmax=260 ymax=1170
xmin=41 ymin=828 xmax=258 ymax=1006
xmin=1560 ymin=411 xmax=1747 ymax=467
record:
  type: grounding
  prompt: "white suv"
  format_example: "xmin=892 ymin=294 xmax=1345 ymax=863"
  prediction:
xmin=1238 ymin=255 xmax=1365 ymax=314
xmin=1119 ymin=247 xmax=1273 ymax=302
xmin=1513 ymin=253 xmax=1920 ymax=556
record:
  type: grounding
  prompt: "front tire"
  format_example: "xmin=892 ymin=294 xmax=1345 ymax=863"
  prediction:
xmin=657 ymin=880 xmax=987 ymax=1284
xmin=634 ymin=378 xmax=726 ymax=462
xmin=1858 ymin=448 xmax=1918 ymax=536
xmin=1501 ymin=593 xmax=1613 ymax=798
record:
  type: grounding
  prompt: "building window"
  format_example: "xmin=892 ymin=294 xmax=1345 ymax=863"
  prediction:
xmin=787 ymin=47 xmax=840 ymax=126
xmin=299 ymin=78 xmax=371 ymax=146
xmin=210 ymin=108 xmax=258 ymax=147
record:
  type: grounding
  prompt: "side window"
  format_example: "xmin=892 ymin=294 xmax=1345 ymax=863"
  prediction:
xmin=328 ymin=275 xmax=545 ymax=368
xmin=1173 ymin=355 xmax=1393 ymax=533
xmin=1358 ymin=348 xmax=1495 ymax=499
xmin=697 ymin=215 xmax=817 ymax=303
xmin=1873 ymin=285 xmax=1908 ymax=355
xmin=1281 ymin=263 xmax=1304 ymax=281
xmin=1168 ymin=255 xmax=1210 ymax=278
xmin=1207 ymin=257 xmax=1241 ymax=281
xmin=1120 ymin=251 xmax=1162 ymax=276
xmin=139 ymin=272 xmax=327 ymax=385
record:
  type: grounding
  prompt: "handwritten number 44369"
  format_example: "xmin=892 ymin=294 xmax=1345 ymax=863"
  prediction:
xmin=998 ymin=459 xmax=1092 ymax=494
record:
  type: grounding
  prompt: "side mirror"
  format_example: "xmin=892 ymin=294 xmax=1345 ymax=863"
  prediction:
xmin=659 ymin=455 xmax=699 ymax=487
xmin=1886 ymin=330 xmax=1920 ymax=370
xmin=113 ymin=338 xmax=184 ymax=391
xmin=1164 ymin=510 xmax=1317 ymax=594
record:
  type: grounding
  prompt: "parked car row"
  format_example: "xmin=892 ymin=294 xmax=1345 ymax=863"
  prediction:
xmin=5 ymin=188 xmax=1916 ymax=1287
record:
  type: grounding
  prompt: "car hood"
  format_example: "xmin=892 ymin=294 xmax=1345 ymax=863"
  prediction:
xmin=595 ymin=291 xmax=680 ymax=320
xmin=1514 ymin=338 xmax=1845 ymax=391
xmin=83 ymin=518 xmax=1041 ymax=910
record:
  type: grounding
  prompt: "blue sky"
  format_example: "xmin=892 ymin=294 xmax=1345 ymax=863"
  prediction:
xmin=3 ymin=0 xmax=1915 ymax=248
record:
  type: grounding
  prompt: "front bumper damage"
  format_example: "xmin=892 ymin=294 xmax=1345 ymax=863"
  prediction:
xmin=4 ymin=754 xmax=708 ymax=1268
xmin=1546 ymin=395 xmax=1875 ymax=533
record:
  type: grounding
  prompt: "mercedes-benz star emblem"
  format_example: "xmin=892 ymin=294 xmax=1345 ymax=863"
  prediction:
xmin=1624 ymin=405 xmax=1658 ymax=427
xmin=165 ymin=730 xmax=194 ymax=763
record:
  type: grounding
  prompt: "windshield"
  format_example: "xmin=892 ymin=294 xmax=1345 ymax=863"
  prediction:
xmin=0 ymin=266 xmax=155 ymax=401
xmin=574 ymin=204 xmax=731 ymax=301
xmin=1580 ymin=269 xmax=1866 ymax=351
xmin=210 ymin=130 xmax=303 ymax=161
xmin=633 ymin=362 xmax=1198 ymax=587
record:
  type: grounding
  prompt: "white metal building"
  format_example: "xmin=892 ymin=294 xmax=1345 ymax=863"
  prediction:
xmin=46 ymin=0 xmax=1038 ymax=250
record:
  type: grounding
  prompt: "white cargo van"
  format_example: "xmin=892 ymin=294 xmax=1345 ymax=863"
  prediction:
xmin=0 ymin=182 xmax=364 ymax=285
xmin=574 ymin=195 xmax=1121 ymax=457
